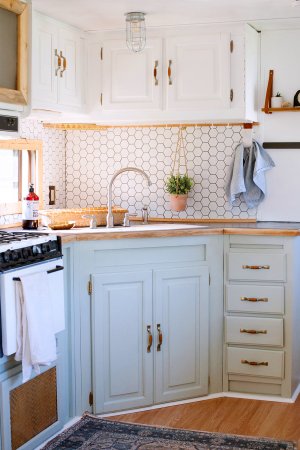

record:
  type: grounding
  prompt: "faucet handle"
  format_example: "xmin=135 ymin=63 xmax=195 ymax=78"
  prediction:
xmin=142 ymin=205 xmax=149 ymax=224
xmin=123 ymin=212 xmax=137 ymax=227
xmin=82 ymin=214 xmax=97 ymax=229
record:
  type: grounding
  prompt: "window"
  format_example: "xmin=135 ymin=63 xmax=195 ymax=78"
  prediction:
xmin=0 ymin=139 xmax=43 ymax=215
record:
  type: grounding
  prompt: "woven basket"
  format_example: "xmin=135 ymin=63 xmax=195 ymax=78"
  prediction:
xmin=39 ymin=207 xmax=128 ymax=228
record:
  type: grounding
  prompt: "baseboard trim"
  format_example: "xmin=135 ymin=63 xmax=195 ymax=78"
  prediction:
xmin=98 ymin=386 xmax=300 ymax=418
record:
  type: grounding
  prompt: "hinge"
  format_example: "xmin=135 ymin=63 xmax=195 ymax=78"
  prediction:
xmin=100 ymin=93 xmax=103 ymax=105
xmin=209 ymin=274 xmax=211 ymax=286
xmin=100 ymin=47 xmax=103 ymax=60
xmin=88 ymin=280 xmax=92 ymax=295
xmin=230 ymin=89 xmax=233 ymax=102
xmin=230 ymin=40 xmax=234 ymax=53
xmin=89 ymin=391 xmax=93 ymax=406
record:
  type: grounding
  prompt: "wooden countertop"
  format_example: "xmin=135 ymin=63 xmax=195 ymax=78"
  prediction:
xmin=46 ymin=219 xmax=300 ymax=244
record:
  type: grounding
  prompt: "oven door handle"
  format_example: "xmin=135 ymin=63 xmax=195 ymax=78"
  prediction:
xmin=13 ymin=265 xmax=64 ymax=281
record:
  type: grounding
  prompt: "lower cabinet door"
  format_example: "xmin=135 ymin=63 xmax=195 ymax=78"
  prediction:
xmin=154 ymin=266 xmax=209 ymax=403
xmin=92 ymin=270 xmax=153 ymax=413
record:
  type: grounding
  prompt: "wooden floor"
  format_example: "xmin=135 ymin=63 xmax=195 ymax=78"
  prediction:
xmin=110 ymin=396 xmax=300 ymax=447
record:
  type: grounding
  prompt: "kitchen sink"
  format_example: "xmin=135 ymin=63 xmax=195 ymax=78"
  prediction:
xmin=56 ymin=223 xmax=208 ymax=233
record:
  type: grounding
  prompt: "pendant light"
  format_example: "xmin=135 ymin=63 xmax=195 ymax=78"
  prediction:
xmin=125 ymin=12 xmax=146 ymax=53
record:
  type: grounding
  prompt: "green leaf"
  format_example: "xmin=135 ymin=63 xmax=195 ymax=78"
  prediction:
xmin=165 ymin=174 xmax=194 ymax=195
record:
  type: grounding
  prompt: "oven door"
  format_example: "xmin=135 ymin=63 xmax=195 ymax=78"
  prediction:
xmin=0 ymin=258 xmax=64 ymax=356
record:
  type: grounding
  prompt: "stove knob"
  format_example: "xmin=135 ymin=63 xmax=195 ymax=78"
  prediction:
xmin=11 ymin=250 xmax=19 ymax=262
xmin=3 ymin=251 xmax=11 ymax=263
xmin=42 ymin=243 xmax=50 ymax=254
xmin=22 ymin=248 xmax=30 ymax=259
xmin=32 ymin=245 xmax=41 ymax=255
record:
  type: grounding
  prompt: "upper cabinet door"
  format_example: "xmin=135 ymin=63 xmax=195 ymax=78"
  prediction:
xmin=32 ymin=14 xmax=59 ymax=106
xmin=102 ymin=38 xmax=162 ymax=110
xmin=58 ymin=28 xmax=82 ymax=108
xmin=166 ymin=33 xmax=231 ymax=110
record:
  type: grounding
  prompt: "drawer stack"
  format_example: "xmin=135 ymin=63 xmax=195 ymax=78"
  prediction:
xmin=223 ymin=235 xmax=300 ymax=398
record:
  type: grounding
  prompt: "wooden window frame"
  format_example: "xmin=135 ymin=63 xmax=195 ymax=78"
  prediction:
xmin=0 ymin=0 xmax=28 ymax=105
xmin=0 ymin=139 xmax=43 ymax=215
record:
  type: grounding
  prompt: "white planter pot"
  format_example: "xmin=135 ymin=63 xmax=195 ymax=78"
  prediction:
xmin=271 ymin=96 xmax=283 ymax=108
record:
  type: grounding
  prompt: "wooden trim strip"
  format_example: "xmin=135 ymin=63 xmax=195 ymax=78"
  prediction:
xmin=43 ymin=122 xmax=260 ymax=131
xmin=263 ymin=142 xmax=300 ymax=149
xmin=261 ymin=107 xmax=300 ymax=112
xmin=133 ymin=217 xmax=257 ymax=224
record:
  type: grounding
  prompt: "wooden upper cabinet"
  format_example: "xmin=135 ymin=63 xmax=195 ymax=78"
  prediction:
xmin=0 ymin=0 xmax=29 ymax=106
xmin=166 ymin=33 xmax=231 ymax=111
xmin=101 ymin=38 xmax=162 ymax=110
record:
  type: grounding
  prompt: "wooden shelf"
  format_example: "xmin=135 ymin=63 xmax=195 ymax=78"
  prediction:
xmin=261 ymin=107 xmax=300 ymax=113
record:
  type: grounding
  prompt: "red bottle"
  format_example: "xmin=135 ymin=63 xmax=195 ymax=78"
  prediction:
xmin=22 ymin=184 xmax=39 ymax=230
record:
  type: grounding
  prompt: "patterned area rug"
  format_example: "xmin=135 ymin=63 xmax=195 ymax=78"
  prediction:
xmin=42 ymin=414 xmax=296 ymax=450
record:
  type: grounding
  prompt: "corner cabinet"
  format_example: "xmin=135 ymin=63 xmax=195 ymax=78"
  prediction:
xmin=92 ymin=265 xmax=209 ymax=413
xmin=224 ymin=235 xmax=300 ymax=399
xmin=32 ymin=12 xmax=84 ymax=112
xmin=87 ymin=24 xmax=259 ymax=121
xmin=69 ymin=235 xmax=223 ymax=415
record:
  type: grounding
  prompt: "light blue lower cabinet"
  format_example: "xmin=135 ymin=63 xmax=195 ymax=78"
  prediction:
xmin=71 ymin=236 xmax=224 ymax=415
xmin=91 ymin=264 xmax=209 ymax=413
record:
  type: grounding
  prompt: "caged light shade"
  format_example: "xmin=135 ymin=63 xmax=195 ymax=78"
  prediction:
xmin=125 ymin=12 xmax=146 ymax=53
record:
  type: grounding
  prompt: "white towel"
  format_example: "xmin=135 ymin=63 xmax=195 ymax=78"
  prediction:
xmin=225 ymin=142 xmax=246 ymax=204
xmin=15 ymin=272 xmax=57 ymax=382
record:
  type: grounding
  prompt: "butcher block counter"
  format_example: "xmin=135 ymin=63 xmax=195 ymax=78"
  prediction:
xmin=41 ymin=220 xmax=300 ymax=243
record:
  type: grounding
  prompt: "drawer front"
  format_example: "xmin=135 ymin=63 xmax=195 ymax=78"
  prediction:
xmin=227 ymin=347 xmax=284 ymax=378
xmin=228 ymin=253 xmax=286 ymax=282
xmin=226 ymin=285 xmax=284 ymax=314
xmin=226 ymin=316 xmax=283 ymax=346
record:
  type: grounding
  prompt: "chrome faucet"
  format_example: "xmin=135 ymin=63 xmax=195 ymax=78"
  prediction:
xmin=106 ymin=167 xmax=151 ymax=228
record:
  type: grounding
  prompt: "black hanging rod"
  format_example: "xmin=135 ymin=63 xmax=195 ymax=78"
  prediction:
xmin=263 ymin=142 xmax=300 ymax=149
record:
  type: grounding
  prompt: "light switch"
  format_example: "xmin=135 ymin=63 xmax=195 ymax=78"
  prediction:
xmin=49 ymin=186 xmax=56 ymax=205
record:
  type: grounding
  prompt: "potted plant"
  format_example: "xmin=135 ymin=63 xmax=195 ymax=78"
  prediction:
xmin=271 ymin=92 xmax=283 ymax=108
xmin=166 ymin=174 xmax=194 ymax=211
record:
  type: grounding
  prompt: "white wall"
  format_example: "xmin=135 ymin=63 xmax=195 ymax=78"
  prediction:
xmin=257 ymin=29 xmax=300 ymax=221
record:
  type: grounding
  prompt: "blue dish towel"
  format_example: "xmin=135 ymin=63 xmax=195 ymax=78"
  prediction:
xmin=226 ymin=140 xmax=275 ymax=208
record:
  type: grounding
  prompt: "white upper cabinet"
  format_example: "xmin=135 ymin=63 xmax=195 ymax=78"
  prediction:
xmin=166 ymin=33 xmax=230 ymax=111
xmin=32 ymin=12 xmax=83 ymax=112
xmin=102 ymin=38 xmax=162 ymax=110
xmin=87 ymin=24 xmax=259 ymax=122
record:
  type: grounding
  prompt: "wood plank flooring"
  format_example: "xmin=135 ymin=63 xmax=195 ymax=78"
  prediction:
xmin=109 ymin=396 xmax=300 ymax=448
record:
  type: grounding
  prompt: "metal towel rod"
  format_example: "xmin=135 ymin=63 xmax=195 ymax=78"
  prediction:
xmin=13 ymin=265 xmax=64 ymax=281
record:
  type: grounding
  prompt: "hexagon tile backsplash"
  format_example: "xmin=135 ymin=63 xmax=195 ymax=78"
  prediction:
xmin=1 ymin=120 xmax=257 ymax=225
xmin=65 ymin=125 xmax=256 ymax=219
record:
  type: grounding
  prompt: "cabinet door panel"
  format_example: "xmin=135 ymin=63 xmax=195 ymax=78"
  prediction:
xmin=102 ymin=39 xmax=162 ymax=110
xmin=92 ymin=270 xmax=153 ymax=413
xmin=154 ymin=266 xmax=209 ymax=403
xmin=166 ymin=33 xmax=230 ymax=110
xmin=32 ymin=14 xmax=58 ymax=106
xmin=59 ymin=28 xmax=82 ymax=107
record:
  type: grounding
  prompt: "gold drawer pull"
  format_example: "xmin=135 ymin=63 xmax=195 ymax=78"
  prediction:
xmin=241 ymin=297 xmax=269 ymax=302
xmin=157 ymin=323 xmax=163 ymax=351
xmin=168 ymin=60 xmax=172 ymax=85
xmin=240 ymin=328 xmax=267 ymax=334
xmin=241 ymin=359 xmax=268 ymax=366
xmin=242 ymin=265 xmax=270 ymax=270
xmin=147 ymin=325 xmax=153 ymax=353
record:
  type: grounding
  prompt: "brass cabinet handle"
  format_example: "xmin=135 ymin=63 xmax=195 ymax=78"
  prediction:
xmin=147 ymin=325 xmax=153 ymax=353
xmin=240 ymin=297 xmax=269 ymax=302
xmin=157 ymin=323 xmax=163 ymax=351
xmin=153 ymin=60 xmax=159 ymax=86
xmin=242 ymin=265 xmax=270 ymax=270
xmin=240 ymin=328 xmax=267 ymax=335
xmin=60 ymin=51 xmax=67 ymax=77
xmin=54 ymin=49 xmax=62 ymax=76
xmin=168 ymin=60 xmax=172 ymax=85
xmin=241 ymin=359 xmax=268 ymax=367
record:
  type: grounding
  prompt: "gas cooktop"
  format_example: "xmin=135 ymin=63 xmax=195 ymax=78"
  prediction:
xmin=0 ymin=231 xmax=62 ymax=271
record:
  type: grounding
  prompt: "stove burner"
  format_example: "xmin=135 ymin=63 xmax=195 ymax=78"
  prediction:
xmin=0 ymin=231 xmax=48 ymax=244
